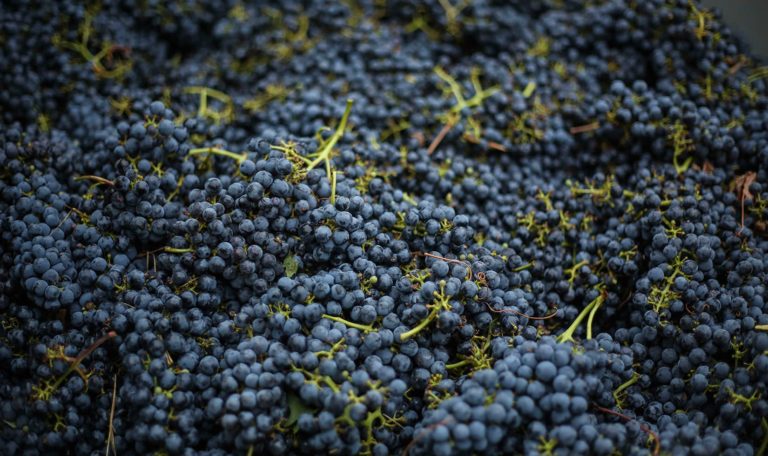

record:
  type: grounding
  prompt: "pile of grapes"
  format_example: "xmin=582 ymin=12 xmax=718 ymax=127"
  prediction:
xmin=2 ymin=1 xmax=768 ymax=454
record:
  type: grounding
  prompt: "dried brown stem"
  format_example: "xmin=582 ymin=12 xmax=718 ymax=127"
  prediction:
xmin=485 ymin=302 xmax=559 ymax=320
xmin=732 ymin=171 xmax=757 ymax=233
xmin=427 ymin=122 xmax=454 ymax=155
xmin=418 ymin=251 xmax=473 ymax=281
xmin=594 ymin=404 xmax=660 ymax=456
xmin=570 ymin=122 xmax=600 ymax=134
xmin=728 ymin=58 xmax=748 ymax=76
xmin=75 ymin=175 xmax=115 ymax=186
xmin=402 ymin=417 xmax=455 ymax=456
xmin=105 ymin=374 xmax=118 ymax=456
xmin=462 ymin=133 xmax=507 ymax=152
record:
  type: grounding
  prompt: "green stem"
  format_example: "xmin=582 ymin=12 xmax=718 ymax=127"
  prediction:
xmin=566 ymin=259 xmax=589 ymax=284
xmin=322 ymin=314 xmax=374 ymax=333
xmin=164 ymin=247 xmax=194 ymax=254
xmin=613 ymin=372 xmax=640 ymax=407
xmin=308 ymin=99 xmax=354 ymax=172
xmin=330 ymin=170 xmax=338 ymax=204
xmin=513 ymin=262 xmax=533 ymax=272
xmin=402 ymin=193 xmax=418 ymax=206
xmin=586 ymin=295 xmax=602 ymax=340
xmin=445 ymin=359 xmax=470 ymax=370
xmin=400 ymin=281 xmax=451 ymax=342
xmin=757 ymin=418 xmax=768 ymax=456
xmin=399 ymin=307 xmax=439 ymax=341
xmin=522 ymin=81 xmax=537 ymax=98
xmin=188 ymin=147 xmax=246 ymax=163
xmin=434 ymin=66 xmax=468 ymax=110
xmin=557 ymin=290 xmax=604 ymax=344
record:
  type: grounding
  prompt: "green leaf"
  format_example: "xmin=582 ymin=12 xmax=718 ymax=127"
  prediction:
xmin=285 ymin=393 xmax=312 ymax=430
xmin=283 ymin=254 xmax=298 ymax=278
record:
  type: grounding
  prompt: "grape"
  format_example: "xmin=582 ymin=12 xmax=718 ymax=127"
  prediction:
xmin=1 ymin=0 xmax=768 ymax=454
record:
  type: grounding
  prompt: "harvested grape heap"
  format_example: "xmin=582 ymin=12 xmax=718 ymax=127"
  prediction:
xmin=2 ymin=0 xmax=768 ymax=455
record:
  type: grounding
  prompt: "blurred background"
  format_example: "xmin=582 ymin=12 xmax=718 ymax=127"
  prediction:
xmin=703 ymin=0 xmax=768 ymax=59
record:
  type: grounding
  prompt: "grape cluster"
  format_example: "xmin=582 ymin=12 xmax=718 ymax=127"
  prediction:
xmin=1 ymin=0 xmax=768 ymax=455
